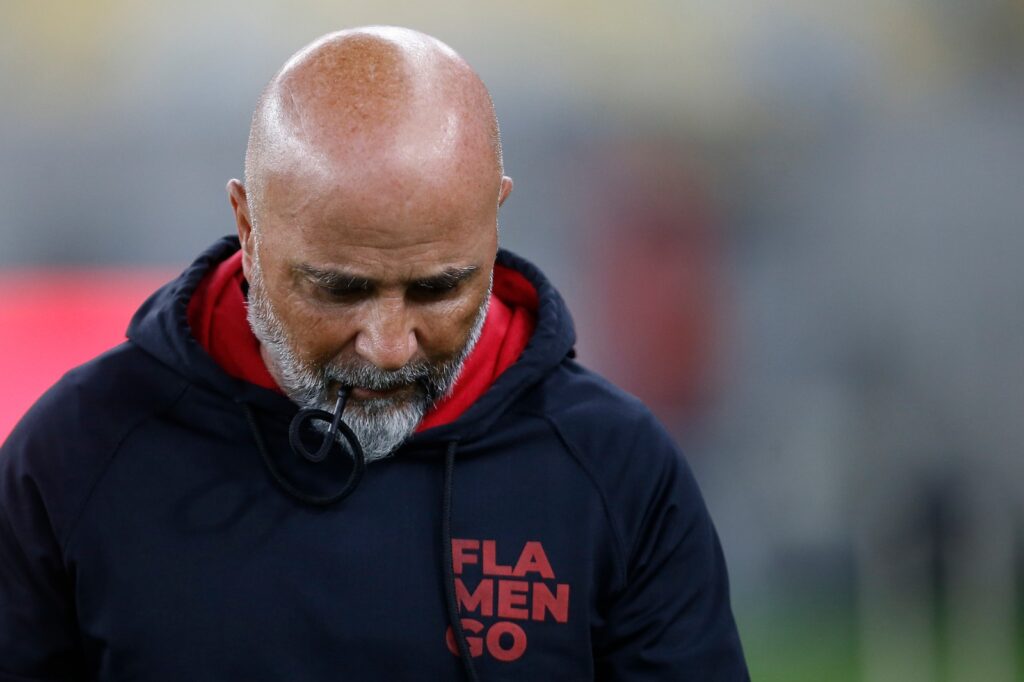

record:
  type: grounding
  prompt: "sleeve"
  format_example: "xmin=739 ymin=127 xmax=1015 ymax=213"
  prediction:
xmin=0 ymin=420 xmax=87 ymax=680
xmin=592 ymin=415 xmax=750 ymax=681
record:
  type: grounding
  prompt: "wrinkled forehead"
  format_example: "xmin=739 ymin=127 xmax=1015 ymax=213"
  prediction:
xmin=256 ymin=167 xmax=499 ymax=283
xmin=258 ymin=146 xmax=498 ymax=244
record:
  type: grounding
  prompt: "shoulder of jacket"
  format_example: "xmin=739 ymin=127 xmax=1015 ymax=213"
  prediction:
xmin=518 ymin=358 xmax=673 ymax=460
xmin=513 ymin=359 xmax=701 ymax=582
xmin=513 ymin=359 xmax=687 ymax=503
xmin=1 ymin=341 xmax=190 ymax=550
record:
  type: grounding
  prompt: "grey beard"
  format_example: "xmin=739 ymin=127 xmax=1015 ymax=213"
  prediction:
xmin=246 ymin=251 xmax=490 ymax=462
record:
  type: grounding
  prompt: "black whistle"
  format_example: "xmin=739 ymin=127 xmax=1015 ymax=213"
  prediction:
xmin=289 ymin=389 xmax=350 ymax=463
xmin=283 ymin=386 xmax=366 ymax=504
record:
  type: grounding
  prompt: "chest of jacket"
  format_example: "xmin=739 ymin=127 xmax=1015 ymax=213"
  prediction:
xmin=65 ymin=404 xmax=614 ymax=680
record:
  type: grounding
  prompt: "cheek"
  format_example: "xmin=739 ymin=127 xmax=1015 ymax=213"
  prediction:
xmin=273 ymin=290 xmax=355 ymax=363
xmin=418 ymin=293 xmax=488 ymax=358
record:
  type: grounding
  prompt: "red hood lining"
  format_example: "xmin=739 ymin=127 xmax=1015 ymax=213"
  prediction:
xmin=186 ymin=252 xmax=538 ymax=432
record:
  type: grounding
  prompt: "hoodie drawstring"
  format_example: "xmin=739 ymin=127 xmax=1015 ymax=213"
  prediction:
xmin=244 ymin=407 xmax=480 ymax=680
xmin=441 ymin=439 xmax=480 ymax=682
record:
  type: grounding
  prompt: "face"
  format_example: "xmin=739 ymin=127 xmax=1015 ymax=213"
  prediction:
xmin=228 ymin=156 xmax=513 ymax=461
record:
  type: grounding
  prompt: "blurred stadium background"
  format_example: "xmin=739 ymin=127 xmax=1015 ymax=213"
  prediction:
xmin=2 ymin=1 xmax=1023 ymax=679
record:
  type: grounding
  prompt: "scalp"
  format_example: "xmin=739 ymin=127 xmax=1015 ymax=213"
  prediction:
xmin=244 ymin=27 xmax=502 ymax=224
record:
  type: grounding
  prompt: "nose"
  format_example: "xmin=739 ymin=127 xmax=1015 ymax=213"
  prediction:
xmin=353 ymin=299 xmax=419 ymax=371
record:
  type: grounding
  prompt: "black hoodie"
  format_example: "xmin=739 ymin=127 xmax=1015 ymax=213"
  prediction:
xmin=0 ymin=237 xmax=749 ymax=681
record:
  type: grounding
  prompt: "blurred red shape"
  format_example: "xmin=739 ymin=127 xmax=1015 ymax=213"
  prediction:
xmin=0 ymin=269 xmax=173 ymax=441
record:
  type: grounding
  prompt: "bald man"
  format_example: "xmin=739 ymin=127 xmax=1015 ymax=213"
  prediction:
xmin=0 ymin=27 xmax=749 ymax=681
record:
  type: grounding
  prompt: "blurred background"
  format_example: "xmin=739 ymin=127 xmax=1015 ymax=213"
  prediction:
xmin=2 ymin=1 xmax=1023 ymax=679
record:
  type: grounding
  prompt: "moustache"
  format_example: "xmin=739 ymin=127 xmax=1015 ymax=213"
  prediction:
xmin=320 ymin=360 xmax=438 ymax=394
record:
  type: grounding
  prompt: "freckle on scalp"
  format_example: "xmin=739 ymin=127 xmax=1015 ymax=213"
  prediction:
xmin=245 ymin=26 xmax=503 ymax=220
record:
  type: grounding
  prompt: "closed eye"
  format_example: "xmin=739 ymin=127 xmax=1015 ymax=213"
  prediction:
xmin=316 ymin=278 xmax=372 ymax=302
xmin=294 ymin=263 xmax=478 ymax=303
xmin=408 ymin=268 xmax=476 ymax=300
xmin=408 ymin=279 xmax=460 ymax=301
xmin=323 ymin=285 xmax=368 ymax=299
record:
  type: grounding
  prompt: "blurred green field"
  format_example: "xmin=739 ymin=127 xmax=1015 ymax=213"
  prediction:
xmin=739 ymin=603 xmax=860 ymax=682
xmin=740 ymin=596 xmax=1024 ymax=682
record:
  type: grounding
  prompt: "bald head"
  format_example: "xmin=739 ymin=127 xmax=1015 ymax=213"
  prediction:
xmin=243 ymin=26 xmax=503 ymax=227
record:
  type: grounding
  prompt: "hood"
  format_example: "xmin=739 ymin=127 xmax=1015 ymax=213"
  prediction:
xmin=126 ymin=236 xmax=577 ymax=450
xmin=126 ymin=235 xmax=578 ymax=681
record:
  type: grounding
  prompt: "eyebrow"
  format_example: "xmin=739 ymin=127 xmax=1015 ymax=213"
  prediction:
xmin=295 ymin=264 xmax=479 ymax=291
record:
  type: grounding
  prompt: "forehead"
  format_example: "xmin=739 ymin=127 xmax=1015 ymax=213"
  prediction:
xmin=257 ymin=153 xmax=497 ymax=274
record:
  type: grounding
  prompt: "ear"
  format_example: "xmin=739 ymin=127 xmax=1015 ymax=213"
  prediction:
xmin=226 ymin=179 xmax=255 ymax=281
xmin=498 ymin=175 xmax=514 ymax=207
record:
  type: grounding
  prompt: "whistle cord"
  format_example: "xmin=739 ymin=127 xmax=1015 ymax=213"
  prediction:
xmin=441 ymin=439 xmax=480 ymax=682
xmin=244 ymin=405 xmax=478 ymax=678
xmin=243 ymin=403 xmax=366 ymax=506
